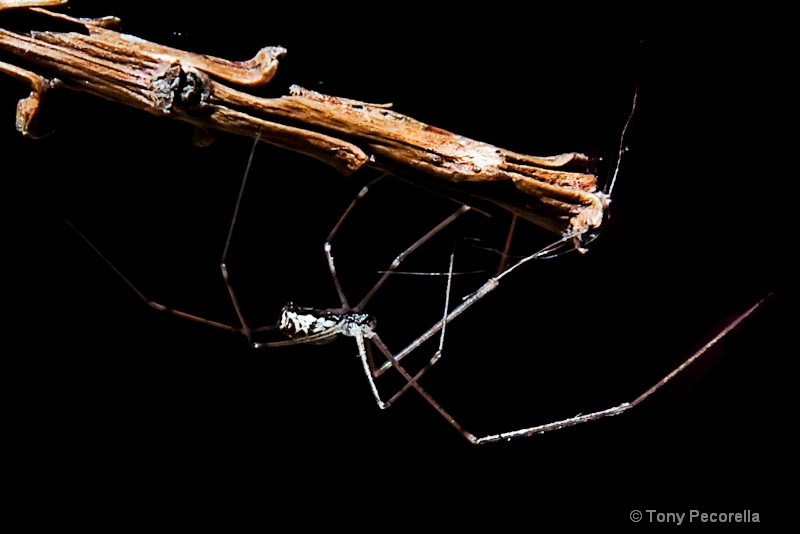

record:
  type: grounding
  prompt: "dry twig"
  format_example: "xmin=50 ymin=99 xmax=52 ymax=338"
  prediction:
xmin=0 ymin=0 xmax=605 ymax=236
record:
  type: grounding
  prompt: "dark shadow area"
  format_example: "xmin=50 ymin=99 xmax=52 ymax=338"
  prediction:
xmin=4 ymin=1 xmax=794 ymax=525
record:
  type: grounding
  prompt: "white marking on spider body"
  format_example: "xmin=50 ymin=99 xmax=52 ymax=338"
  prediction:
xmin=278 ymin=303 xmax=376 ymax=343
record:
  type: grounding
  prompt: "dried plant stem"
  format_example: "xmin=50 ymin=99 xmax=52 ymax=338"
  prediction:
xmin=0 ymin=1 xmax=605 ymax=236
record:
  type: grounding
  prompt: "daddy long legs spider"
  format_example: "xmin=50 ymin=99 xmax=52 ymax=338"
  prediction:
xmin=254 ymin=105 xmax=778 ymax=443
xmin=67 ymin=82 xmax=781 ymax=444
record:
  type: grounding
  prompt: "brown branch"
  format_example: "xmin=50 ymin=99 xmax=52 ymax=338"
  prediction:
xmin=0 ymin=1 xmax=67 ymax=10
xmin=0 ymin=1 xmax=607 ymax=236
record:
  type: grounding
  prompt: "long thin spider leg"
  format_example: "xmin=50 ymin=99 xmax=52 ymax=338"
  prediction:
xmin=373 ymin=276 xmax=498 ymax=378
xmin=323 ymin=173 xmax=471 ymax=312
xmin=370 ymin=335 xmax=476 ymax=442
xmin=253 ymin=329 xmax=337 ymax=348
xmin=604 ymin=85 xmax=639 ymax=199
xmin=438 ymin=247 xmax=455 ymax=358
xmin=380 ymin=248 xmax=455 ymax=406
xmin=324 ymin=173 xmax=389 ymax=309
xmin=364 ymin=337 xmax=379 ymax=378
xmin=355 ymin=332 xmax=387 ymax=409
xmin=219 ymin=133 xmax=262 ymax=341
xmin=383 ymin=352 xmax=442 ymax=407
xmin=496 ymin=214 xmax=518 ymax=275
xmin=65 ymin=220 xmax=243 ymax=334
xmin=471 ymin=290 xmax=775 ymax=444
xmin=372 ymin=289 xmax=774 ymax=444
xmin=374 ymin=234 xmax=574 ymax=376
xmin=355 ymin=204 xmax=471 ymax=311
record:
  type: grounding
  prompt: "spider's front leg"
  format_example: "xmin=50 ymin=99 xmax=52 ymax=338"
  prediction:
xmin=322 ymin=173 xmax=472 ymax=313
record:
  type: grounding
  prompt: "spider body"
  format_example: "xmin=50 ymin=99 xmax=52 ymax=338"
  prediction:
xmin=278 ymin=303 xmax=376 ymax=344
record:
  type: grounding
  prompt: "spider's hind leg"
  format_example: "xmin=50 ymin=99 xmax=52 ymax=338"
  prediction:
xmin=66 ymin=133 xmax=279 ymax=347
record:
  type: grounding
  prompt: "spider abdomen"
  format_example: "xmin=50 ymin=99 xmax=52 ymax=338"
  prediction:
xmin=278 ymin=303 xmax=376 ymax=342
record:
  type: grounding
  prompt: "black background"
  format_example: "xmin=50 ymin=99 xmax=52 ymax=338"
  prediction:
xmin=4 ymin=1 xmax=795 ymax=524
